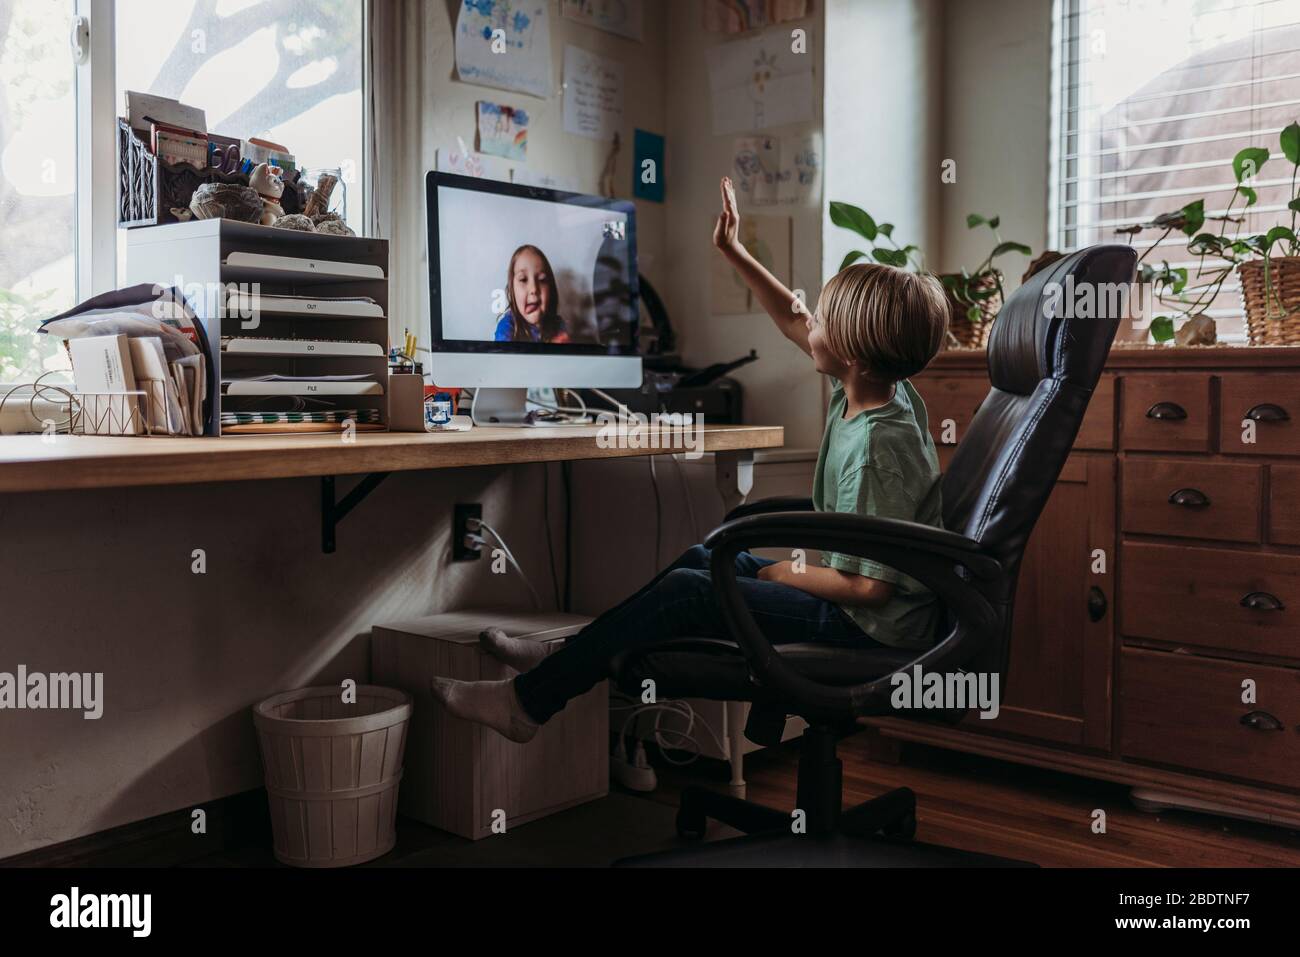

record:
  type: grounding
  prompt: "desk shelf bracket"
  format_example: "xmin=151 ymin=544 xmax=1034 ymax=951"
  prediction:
xmin=321 ymin=472 xmax=390 ymax=553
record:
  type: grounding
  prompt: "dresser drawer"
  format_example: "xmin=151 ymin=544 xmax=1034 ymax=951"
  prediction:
xmin=1219 ymin=375 xmax=1300 ymax=456
xmin=1120 ymin=375 xmax=1212 ymax=451
xmin=1121 ymin=459 xmax=1262 ymax=542
xmin=1120 ymin=648 xmax=1300 ymax=790
xmin=915 ymin=376 xmax=988 ymax=447
xmin=1120 ymin=543 xmax=1300 ymax=660
xmin=1270 ymin=465 xmax=1300 ymax=545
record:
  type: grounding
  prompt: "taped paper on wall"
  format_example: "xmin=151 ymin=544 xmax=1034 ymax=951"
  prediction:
xmin=563 ymin=45 xmax=624 ymax=141
xmin=703 ymin=0 xmax=809 ymax=34
xmin=477 ymin=101 xmax=529 ymax=160
xmin=732 ymin=132 xmax=821 ymax=205
xmin=437 ymin=138 xmax=513 ymax=182
xmin=707 ymin=29 xmax=814 ymax=134
xmin=454 ymin=0 xmax=552 ymax=99
xmin=513 ymin=167 xmax=581 ymax=192
xmin=561 ymin=0 xmax=643 ymax=41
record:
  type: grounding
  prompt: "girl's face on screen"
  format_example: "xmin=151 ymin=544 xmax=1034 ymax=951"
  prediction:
xmin=512 ymin=249 xmax=552 ymax=325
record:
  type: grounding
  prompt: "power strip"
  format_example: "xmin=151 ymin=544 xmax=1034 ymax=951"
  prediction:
xmin=610 ymin=740 xmax=657 ymax=792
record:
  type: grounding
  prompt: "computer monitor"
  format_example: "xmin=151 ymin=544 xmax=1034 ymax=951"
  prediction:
xmin=425 ymin=171 xmax=643 ymax=425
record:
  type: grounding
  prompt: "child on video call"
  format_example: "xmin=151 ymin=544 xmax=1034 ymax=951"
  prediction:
xmin=432 ymin=176 xmax=950 ymax=743
xmin=494 ymin=244 xmax=571 ymax=343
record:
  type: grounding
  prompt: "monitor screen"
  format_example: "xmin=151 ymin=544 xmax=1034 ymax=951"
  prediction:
xmin=427 ymin=173 xmax=639 ymax=356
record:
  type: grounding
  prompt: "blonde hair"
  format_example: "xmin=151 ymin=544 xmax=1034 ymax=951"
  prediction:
xmin=817 ymin=264 xmax=949 ymax=381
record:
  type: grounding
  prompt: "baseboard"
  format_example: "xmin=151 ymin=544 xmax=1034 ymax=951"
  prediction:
xmin=1 ymin=789 xmax=272 ymax=868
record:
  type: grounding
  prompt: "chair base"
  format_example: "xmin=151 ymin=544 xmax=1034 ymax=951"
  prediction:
xmin=615 ymin=725 xmax=1036 ymax=868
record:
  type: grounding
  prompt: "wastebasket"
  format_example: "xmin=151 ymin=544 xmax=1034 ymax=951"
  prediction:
xmin=254 ymin=684 xmax=412 ymax=867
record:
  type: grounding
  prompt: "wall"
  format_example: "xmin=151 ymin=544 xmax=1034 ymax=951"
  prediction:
xmin=935 ymin=0 xmax=1053 ymax=288
xmin=822 ymin=0 xmax=944 ymax=284
xmin=660 ymin=0 xmax=826 ymax=451
xmin=0 ymin=464 xmax=565 ymax=858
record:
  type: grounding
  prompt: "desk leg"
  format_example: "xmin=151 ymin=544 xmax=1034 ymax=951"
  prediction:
xmin=714 ymin=449 xmax=754 ymax=516
xmin=726 ymin=700 xmax=748 ymax=797
xmin=716 ymin=450 xmax=754 ymax=797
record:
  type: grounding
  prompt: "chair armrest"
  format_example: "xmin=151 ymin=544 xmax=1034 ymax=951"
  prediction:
xmin=703 ymin=511 xmax=1003 ymax=721
xmin=724 ymin=496 xmax=813 ymax=522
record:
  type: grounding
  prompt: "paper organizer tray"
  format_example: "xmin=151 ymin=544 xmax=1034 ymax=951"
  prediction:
xmin=71 ymin=379 xmax=190 ymax=437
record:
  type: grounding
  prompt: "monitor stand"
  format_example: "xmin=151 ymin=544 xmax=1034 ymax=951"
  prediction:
xmin=470 ymin=388 xmax=594 ymax=427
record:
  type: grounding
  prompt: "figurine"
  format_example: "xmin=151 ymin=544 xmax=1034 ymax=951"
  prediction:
xmin=249 ymin=163 xmax=286 ymax=225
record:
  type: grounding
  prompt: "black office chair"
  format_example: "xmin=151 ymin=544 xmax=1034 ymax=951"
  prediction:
xmin=611 ymin=244 xmax=1138 ymax=867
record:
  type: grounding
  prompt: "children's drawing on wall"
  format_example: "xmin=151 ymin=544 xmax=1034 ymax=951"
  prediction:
xmin=477 ymin=102 xmax=529 ymax=161
xmin=561 ymin=0 xmax=644 ymax=41
xmin=454 ymin=0 xmax=553 ymax=99
xmin=709 ymin=214 xmax=792 ymax=315
xmin=732 ymin=132 xmax=821 ymax=206
xmin=703 ymin=0 xmax=809 ymax=34
xmin=708 ymin=29 xmax=814 ymax=134
xmin=437 ymin=137 xmax=513 ymax=183
xmin=563 ymin=45 xmax=625 ymax=141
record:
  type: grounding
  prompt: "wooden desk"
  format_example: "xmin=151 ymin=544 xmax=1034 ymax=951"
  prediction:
xmin=0 ymin=424 xmax=783 ymax=494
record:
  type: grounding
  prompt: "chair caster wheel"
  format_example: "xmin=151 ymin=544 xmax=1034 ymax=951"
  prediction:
xmin=676 ymin=807 xmax=707 ymax=841
xmin=882 ymin=812 xmax=917 ymax=840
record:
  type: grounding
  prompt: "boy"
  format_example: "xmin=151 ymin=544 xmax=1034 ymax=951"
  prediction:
xmin=431 ymin=177 xmax=950 ymax=743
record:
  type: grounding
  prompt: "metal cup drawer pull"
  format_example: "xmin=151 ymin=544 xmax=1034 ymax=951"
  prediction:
xmin=1244 ymin=403 xmax=1290 ymax=422
xmin=1239 ymin=710 xmax=1285 ymax=732
xmin=1239 ymin=591 xmax=1285 ymax=611
xmin=1168 ymin=487 xmax=1210 ymax=508
xmin=1146 ymin=401 xmax=1188 ymax=420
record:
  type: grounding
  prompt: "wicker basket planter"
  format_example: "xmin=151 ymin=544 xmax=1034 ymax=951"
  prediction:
xmin=1237 ymin=256 xmax=1300 ymax=346
xmin=254 ymin=685 xmax=411 ymax=868
xmin=942 ymin=272 xmax=1003 ymax=349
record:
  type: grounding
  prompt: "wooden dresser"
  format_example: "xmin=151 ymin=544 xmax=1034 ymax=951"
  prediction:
xmin=865 ymin=346 xmax=1300 ymax=828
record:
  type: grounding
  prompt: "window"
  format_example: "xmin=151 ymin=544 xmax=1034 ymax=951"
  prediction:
xmin=0 ymin=0 xmax=366 ymax=385
xmin=0 ymin=0 xmax=76 ymax=382
xmin=1052 ymin=0 xmax=1300 ymax=340
xmin=115 ymin=0 xmax=366 ymax=246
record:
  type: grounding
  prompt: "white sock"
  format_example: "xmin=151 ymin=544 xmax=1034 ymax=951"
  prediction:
xmin=479 ymin=627 xmax=553 ymax=672
xmin=429 ymin=676 xmax=539 ymax=743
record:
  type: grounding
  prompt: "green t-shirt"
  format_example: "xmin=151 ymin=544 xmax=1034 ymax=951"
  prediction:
xmin=811 ymin=378 xmax=944 ymax=650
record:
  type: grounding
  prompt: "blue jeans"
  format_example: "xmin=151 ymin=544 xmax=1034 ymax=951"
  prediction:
xmin=513 ymin=544 xmax=885 ymax=724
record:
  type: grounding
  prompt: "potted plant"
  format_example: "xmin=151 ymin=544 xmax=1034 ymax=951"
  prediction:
xmin=829 ymin=202 xmax=1031 ymax=347
xmin=1115 ymin=121 xmax=1300 ymax=345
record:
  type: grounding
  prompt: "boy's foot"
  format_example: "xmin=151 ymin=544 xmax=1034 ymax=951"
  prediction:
xmin=479 ymin=627 xmax=552 ymax=671
xmin=429 ymin=676 xmax=539 ymax=743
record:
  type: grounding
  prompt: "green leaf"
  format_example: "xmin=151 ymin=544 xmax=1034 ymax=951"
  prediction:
xmin=1150 ymin=316 xmax=1176 ymax=342
xmin=1168 ymin=267 xmax=1188 ymax=294
xmin=1240 ymin=186 xmax=1258 ymax=207
xmin=1233 ymin=146 xmax=1271 ymax=183
xmin=829 ymin=202 xmax=877 ymax=241
xmin=989 ymin=241 xmax=1032 ymax=258
xmin=1180 ymin=198 xmax=1205 ymax=235
xmin=969 ymin=285 xmax=999 ymax=301
xmin=1187 ymin=232 xmax=1224 ymax=256
xmin=871 ymin=248 xmax=909 ymax=267
xmin=966 ymin=214 xmax=986 ymax=229
xmin=1282 ymin=122 xmax=1300 ymax=165
xmin=1266 ymin=225 xmax=1297 ymax=248
xmin=839 ymin=249 xmax=868 ymax=271
xmin=966 ymin=305 xmax=982 ymax=323
xmin=877 ymin=222 xmax=894 ymax=238
xmin=988 ymin=216 xmax=1001 ymax=230
xmin=1289 ymin=199 xmax=1300 ymax=213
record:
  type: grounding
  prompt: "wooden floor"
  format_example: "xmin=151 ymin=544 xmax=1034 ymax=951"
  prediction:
xmin=11 ymin=728 xmax=1300 ymax=867
xmin=647 ymin=730 xmax=1300 ymax=868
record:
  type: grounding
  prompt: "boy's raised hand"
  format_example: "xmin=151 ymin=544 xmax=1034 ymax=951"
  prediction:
xmin=712 ymin=176 xmax=740 ymax=253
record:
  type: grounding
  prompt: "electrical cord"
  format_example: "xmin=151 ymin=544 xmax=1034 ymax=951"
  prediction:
xmin=541 ymin=463 xmax=561 ymax=608
xmin=608 ymin=692 xmax=729 ymax=766
xmin=670 ymin=452 xmax=700 ymax=543
xmin=647 ymin=455 xmax=662 ymax=571
xmin=474 ymin=520 xmax=543 ymax=609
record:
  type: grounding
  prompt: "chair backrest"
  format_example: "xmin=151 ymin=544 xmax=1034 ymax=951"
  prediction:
xmin=940 ymin=244 xmax=1135 ymax=616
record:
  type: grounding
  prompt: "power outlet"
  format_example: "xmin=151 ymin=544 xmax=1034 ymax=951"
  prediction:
xmin=453 ymin=503 xmax=483 ymax=561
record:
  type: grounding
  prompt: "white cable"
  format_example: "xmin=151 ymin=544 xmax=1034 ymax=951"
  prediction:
xmin=609 ymin=692 xmax=729 ymax=766
xmin=526 ymin=388 xmax=590 ymax=418
xmin=477 ymin=520 xmax=543 ymax=609
xmin=670 ymin=453 xmax=700 ymax=542
xmin=648 ymin=455 xmax=662 ymax=569
xmin=586 ymin=387 xmax=626 ymax=413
